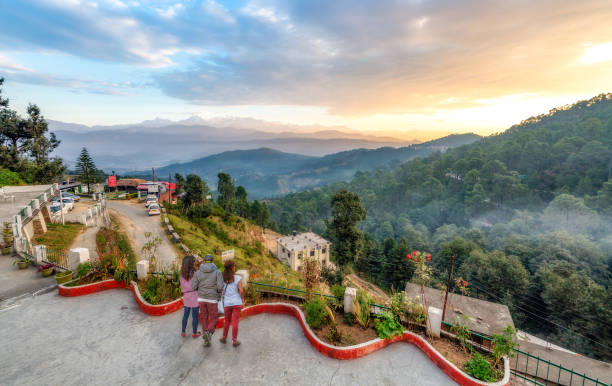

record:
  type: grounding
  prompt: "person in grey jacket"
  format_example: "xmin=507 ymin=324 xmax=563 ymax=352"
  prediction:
xmin=191 ymin=255 xmax=224 ymax=346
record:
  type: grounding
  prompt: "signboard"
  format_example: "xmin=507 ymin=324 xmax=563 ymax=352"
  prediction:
xmin=221 ymin=249 xmax=235 ymax=262
xmin=108 ymin=175 xmax=117 ymax=188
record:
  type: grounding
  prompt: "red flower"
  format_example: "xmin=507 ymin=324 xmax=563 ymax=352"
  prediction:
xmin=427 ymin=254 xmax=431 ymax=261
xmin=406 ymin=254 xmax=411 ymax=260
xmin=412 ymin=251 xmax=418 ymax=257
xmin=462 ymin=280 xmax=468 ymax=287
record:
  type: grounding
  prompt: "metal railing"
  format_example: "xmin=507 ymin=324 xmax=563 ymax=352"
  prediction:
xmin=440 ymin=320 xmax=608 ymax=386
xmin=46 ymin=248 xmax=70 ymax=270
xmin=249 ymin=281 xmax=341 ymax=301
xmin=512 ymin=348 xmax=608 ymax=386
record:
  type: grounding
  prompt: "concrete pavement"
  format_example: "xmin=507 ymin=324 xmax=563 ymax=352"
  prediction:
xmin=0 ymin=290 xmax=456 ymax=385
xmin=107 ymin=200 xmax=179 ymax=269
xmin=0 ymin=255 xmax=56 ymax=302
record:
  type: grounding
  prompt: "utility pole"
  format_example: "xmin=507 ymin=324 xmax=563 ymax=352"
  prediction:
xmin=59 ymin=189 xmax=65 ymax=225
xmin=152 ymin=167 xmax=155 ymax=182
xmin=168 ymin=172 xmax=171 ymax=206
xmin=442 ymin=254 xmax=455 ymax=322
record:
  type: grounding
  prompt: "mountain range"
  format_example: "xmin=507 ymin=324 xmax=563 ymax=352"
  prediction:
xmin=49 ymin=116 xmax=418 ymax=171
xmin=131 ymin=133 xmax=481 ymax=198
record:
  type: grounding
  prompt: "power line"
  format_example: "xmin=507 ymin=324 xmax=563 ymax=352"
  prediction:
xmin=466 ymin=281 xmax=612 ymax=352
xmin=466 ymin=276 xmax=612 ymax=328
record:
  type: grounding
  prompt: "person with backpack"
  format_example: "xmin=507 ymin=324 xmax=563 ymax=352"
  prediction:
xmin=179 ymin=255 xmax=201 ymax=338
xmin=220 ymin=260 xmax=244 ymax=347
xmin=191 ymin=254 xmax=224 ymax=346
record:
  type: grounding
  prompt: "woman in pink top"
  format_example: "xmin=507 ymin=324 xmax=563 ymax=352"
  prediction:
xmin=180 ymin=255 xmax=201 ymax=338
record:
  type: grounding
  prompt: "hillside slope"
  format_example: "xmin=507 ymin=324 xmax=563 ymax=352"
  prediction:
xmin=166 ymin=209 xmax=303 ymax=289
xmin=135 ymin=133 xmax=480 ymax=198
xmin=271 ymin=94 xmax=612 ymax=236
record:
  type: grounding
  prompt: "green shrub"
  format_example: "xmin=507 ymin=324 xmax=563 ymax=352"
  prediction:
xmin=374 ymin=311 xmax=404 ymax=340
xmin=389 ymin=291 xmax=406 ymax=321
xmin=451 ymin=315 xmax=472 ymax=352
xmin=464 ymin=352 xmax=497 ymax=382
xmin=76 ymin=262 xmax=92 ymax=278
xmin=492 ymin=325 xmax=516 ymax=366
xmin=304 ymin=297 xmax=329 ymax=330
xmin=187 ymin=203 xmax=212 ymax=220
xmin=331 ymin=284 xmax=346 ymax=298
xmin=0 ymin=167 xmax=23 ymax=186
xmin=353 ymin=289 xmax=371 ymax=328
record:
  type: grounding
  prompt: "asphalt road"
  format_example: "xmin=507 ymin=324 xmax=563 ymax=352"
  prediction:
xmin=0 ymin=290 xmax=457 ymax=385
xmin=107 ymin=200 xmax=179 ymax=269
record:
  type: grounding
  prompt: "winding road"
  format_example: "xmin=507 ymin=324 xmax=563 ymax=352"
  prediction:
xmin=107 ymin=200 xmax=179 ymax=269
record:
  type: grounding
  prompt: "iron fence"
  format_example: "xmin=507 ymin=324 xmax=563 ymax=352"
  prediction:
xmin=46 ymin=248 xmax=70 ymax=270
xmin=512 ymin=348 xmax=608 ymax=386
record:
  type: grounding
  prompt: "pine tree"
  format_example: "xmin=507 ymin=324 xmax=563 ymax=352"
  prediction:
xmin=75 ymin=147 xmax=97 ymax=193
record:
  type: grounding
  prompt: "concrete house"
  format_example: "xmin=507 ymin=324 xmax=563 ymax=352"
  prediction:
xmin=277 ymin=232 xmax=331 ymax=272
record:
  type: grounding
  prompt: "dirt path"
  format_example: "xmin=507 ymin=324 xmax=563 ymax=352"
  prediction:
xmin=346 ymin=273 xmax=389 ymax=304
xmin=69 ymin=226 xmax=100 ymax=260
xmin=107 ymin=200 xmax=178 ymax=269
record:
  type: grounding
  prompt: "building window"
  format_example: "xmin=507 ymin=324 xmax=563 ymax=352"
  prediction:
xmin=322 ymin=248 xmax=326 ymax=254
xmin=310 ymin=250 xmax=314 ymax=257
xmin=298 ymin=252 xmax=302 ymax=260
xmin=287 ymin=252 xmax=290 ymax=258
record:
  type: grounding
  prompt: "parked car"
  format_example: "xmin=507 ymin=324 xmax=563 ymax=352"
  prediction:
xmin=50 ymin=202 xmax=68 ymax=214
xmin=147 ymin=203 xmax=160 ymax=216
xmin=145 ymin=198 xmax=157 ymax=208
xmin=62 ymin=192 xmax=79 ymax=202
xmin=61 ymin=198 xmax=74 ymax=211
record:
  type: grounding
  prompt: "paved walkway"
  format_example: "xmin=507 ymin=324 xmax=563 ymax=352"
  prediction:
xmin=0 ymin=290 xmax=456 ymax=385
xmin=69 ymin=226 xmax=100 ymax=260
xmin=108 ymin=200 xmax=178 ymax=268
xmin=0 ymin=255 xmax=55 ymax=302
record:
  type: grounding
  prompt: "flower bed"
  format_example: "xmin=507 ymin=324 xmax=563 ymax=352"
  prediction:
xmin=131 ymin=280 xmax=183 ymax=316
xmin=58 ymin=278 xmax=128 ymax=297
xmin=236 ymin=303 xmax=510 ymax=385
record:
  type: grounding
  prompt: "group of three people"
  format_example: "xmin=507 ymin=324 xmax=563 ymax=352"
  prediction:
xmin=179 ymin=254 xmax=245 ymax=347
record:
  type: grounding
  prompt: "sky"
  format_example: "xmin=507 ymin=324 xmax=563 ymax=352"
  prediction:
xmin=0 ymin=0 xmax=611 ymax=140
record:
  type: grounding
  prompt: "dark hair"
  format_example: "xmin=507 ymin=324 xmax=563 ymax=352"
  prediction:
xmin=181 ymin=255 xmax=195 ymax=280
xmin=223 ymin=260 xmax=235 ymax=284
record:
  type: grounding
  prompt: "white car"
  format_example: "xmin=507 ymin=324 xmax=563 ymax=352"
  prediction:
xmin=61 ymin=197 xmax=74 ymax=211
xmin=147 ymin=203 xmax=160 ymax=216
xmin=145 ymin=198 xmax=157 ymax=208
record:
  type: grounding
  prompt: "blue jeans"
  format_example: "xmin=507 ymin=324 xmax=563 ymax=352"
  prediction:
xmin=182 ymin=306 xmax=199 ymax=333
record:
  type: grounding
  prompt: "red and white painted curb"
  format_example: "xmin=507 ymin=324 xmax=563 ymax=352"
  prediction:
xmin=58 ymin=283 xmax=509 ymax=385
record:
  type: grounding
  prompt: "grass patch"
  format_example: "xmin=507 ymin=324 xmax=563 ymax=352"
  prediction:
xmin=167 ymin=212 xmax=303 ymax=290
xmin=34 ymin=223 xmax=84 ymax=252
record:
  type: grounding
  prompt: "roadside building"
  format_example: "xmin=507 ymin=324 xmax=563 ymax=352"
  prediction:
xmin=276 ymin=232 xmax=332 ymax=272
xmin=405 ymin=283 xmax=514 ymax=337
xmin=116 ymin=178 xmax=146 ymax=193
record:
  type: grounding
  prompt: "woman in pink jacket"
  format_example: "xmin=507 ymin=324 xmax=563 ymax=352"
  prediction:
xmin=180 ymin=255 xmax=201 ymax=338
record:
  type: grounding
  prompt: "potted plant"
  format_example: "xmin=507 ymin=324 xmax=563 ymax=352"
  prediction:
xmin=13 ymin=255 xmax=31 ymax=269
xmin=38 ymin=263 xmax=55 ymax=277
xmin=55 ymin=270 xmax=73 ymax=285
xmin=2 ymin=224 xmax=13 ymax=255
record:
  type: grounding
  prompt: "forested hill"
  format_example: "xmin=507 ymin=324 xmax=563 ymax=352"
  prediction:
xmin=269 ymin=94 xmax=612 ymax=360
xmin=271 ymin=93 xmax=612 ymax=236
xmin=132 ymin=133 xmax=480 ymax=197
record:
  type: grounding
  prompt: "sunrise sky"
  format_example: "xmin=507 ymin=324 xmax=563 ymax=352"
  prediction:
xmin=1 ymin=0 xmax=611 ymax=139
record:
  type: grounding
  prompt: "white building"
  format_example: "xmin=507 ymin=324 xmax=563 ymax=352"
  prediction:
xmin=276 ymin=232 xmax=332 ymax=272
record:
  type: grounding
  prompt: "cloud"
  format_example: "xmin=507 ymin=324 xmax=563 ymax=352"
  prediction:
xmin=2 ymin=0 xmax=611 ymax=117
xmin=0 ymin=54 xmax=35 ymax=73
xmin=153 ymin=0 xmax=612 ymax=115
